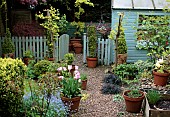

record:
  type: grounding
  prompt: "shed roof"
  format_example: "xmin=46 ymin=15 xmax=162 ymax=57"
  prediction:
xmin=112 ymin=0 xmax=170 ymax=9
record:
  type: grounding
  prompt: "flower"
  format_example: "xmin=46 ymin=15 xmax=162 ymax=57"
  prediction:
xmin=59 ymin=65 xmax=82 ymax=98
xmin=154 ymin=57 xmax=169 ymax=73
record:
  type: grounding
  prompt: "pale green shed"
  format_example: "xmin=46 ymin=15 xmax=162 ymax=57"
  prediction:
xmin=111 ymin=0 xmax=170 ymax=62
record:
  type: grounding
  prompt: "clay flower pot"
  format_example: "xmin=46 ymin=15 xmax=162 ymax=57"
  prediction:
xmin=86 ymin=57 xmax=98 ymax=68
xmin=81 ymin=80 xmax=87 ymax=90
xmin=153 ymin=70 xmax=170 ymax=86
xmin=61 ymin=96 xmax=81 ymax=113
xmin=123 ymin=90 xmax=145 ymax=113
xmin=73 ymin=43 xmax=83 ymax=54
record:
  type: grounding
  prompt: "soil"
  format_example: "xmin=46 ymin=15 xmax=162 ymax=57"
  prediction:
xmin=156 ymin=100 xmax=170 ymax=110
xmin=70 ymin=54 xmax=144 ymax=117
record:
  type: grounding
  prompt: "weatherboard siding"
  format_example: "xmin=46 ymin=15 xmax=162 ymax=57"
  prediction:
xmin=111 ymin=9 xmax=169 ymax=63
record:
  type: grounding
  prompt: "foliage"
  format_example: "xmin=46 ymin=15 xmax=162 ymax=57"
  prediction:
xmin=0 ymin=58 xmax=26 ymax=117
xmin=2 ymin=28 xmax=15 ymax=54
xmin=134 ymin=60 xmax=154 ymax=78
xmin=127 ymin=89 xmax=142 ymax=98
xmin=64 ymin=53 xmax=75 ymax=65
xmin=80 ymin=73 xmax=87 ymax=80
xmin=117 ymin=25 xmax=127 ymax=54
xmin=136 ymin=15 xmax=170 ymax=62
xmin=113 ymin=94 xmax=124 ymax=102
xmin=74 ymin=0 xmax=94 ymax=20
xmin=34 ymin=60 xmax=52 ymax=78
xmin=22 ymin=73 xmax=68 ymax=117
xmin=12 ymin=21 xmax=45 ymax=36
xmin=154 ymin=52 xmax=170 ymax=73
xmin=26 ymin=60 xmax=36 ymax=79
xmin=146 ymin=90 xmax=161 ymax=105
xmin=70 ymin=21 xmax=85 ymax=37
xmin=47 ymin=62 xmax=60 ymax=73
xmin=36 ymin=6 xmax=68 ymax=58
xmin=101 ymin=84 xmax=121 ymax=94
xmin=87 ymin=25 xmax=97 ymax=57
xmin=113 ymin=63 xmax=138 ymax=80
xmin=23 ymin=50 xmax=34 ymax=58
xmin=103 ymin=72 xmax=121 ymax=85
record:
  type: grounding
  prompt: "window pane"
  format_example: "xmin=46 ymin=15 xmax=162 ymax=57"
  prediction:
xmin=133 ymin=0 xmax=154 ymax=9
xmin=154 ymin=0 xmax=170 ymax=9
xmin=112 ymin=0 xmax=132 ymax=9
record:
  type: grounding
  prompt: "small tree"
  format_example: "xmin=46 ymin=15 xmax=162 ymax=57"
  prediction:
xmin=36 ymin=6 xmax=68 ymax=58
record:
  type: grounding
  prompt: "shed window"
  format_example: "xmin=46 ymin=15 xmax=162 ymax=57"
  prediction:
xmin=136 ymin=15 xmax=169 ymax=49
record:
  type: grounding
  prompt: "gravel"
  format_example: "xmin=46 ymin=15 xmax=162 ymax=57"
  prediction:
xmin=70 ymin=54 xmax=144 ymax=117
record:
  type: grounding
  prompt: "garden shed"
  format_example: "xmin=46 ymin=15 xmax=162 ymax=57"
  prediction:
xmin=111 ymin=0 xmax=170 ymax=62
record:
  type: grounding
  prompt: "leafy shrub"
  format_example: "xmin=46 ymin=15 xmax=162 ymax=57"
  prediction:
xmin=103 ymin=72 xmax=121 ymax=85
xmin=101 ymin=84 xmax=121 ymax=94
xmin=113 ymin=63 xmax=138 ymax=80
xmin=12 ymin=21 xmax=45 ymax=36
xmin=26 ymin=60 xmax=36 ymax=79
xmin=0 ymin=58 xmax=26 ymax=117
xmin=146 ymin=90 xmax=161 ymax=105
xmin=34 ymin=60 xmax=52 ymax=78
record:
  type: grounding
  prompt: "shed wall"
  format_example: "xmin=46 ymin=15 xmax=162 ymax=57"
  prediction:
xmin=111 ymin=9 xmax=169 ymax=63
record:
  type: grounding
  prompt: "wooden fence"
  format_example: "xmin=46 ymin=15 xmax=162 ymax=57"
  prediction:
xmin=83 ymin=33 xmax=114 ymax=65
xmin=0 ymin=34 xmax=69 ymax=61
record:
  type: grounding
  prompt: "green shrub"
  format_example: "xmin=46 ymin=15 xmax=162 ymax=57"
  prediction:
xmin=0 ymin=58 xmax=26 ymax=117
xmin=34 ymin=60 xmax=52 ymax=78
xmin=146 ymin=90 xmax=161 ymax=105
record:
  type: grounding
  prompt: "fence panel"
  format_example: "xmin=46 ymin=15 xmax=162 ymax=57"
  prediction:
xmin=0 ymin=34 xmax=69 ymax=61
xmin=83 ymin=33 xmax=114 ymax=65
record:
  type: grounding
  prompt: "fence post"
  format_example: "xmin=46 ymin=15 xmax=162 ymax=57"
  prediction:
xmin=83 ymin=33 xmax=87 ymax=63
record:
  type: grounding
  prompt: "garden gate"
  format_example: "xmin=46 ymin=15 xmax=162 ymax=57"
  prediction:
xmin=0 ymin=34 xmax=69 ymax=61
xmin=83 ymin=33 xmax=114 ymax=65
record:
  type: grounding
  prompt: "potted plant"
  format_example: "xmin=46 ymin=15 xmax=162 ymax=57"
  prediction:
xmin=86 ymin=25 xmax=98 ymax=68
xmin=81 ymin=74 xmax=87 ymax=90
xmin=153 ymin=57 xmax=170 ymax=86
xmin=117 ymin=25 xmax=127 ymax=64
xmin=23 ymin=50 xmax=33 ymax=65
xmin=123 ymin=88 xmax=145 ymax=113
xmin=59 ymin=65 xmax=82 ymax=113
xmin=2 ymin=28 xmax=15 ymax=58
xmin=144 ymin=90 xmax=170 ymax=117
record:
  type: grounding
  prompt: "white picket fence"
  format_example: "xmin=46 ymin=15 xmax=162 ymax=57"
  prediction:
xmin=0 ymin=34 xmax=69 ymax=61
xmin=83 ymin=33 xmax=114 ymax=65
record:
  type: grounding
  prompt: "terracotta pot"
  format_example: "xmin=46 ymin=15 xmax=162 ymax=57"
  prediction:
xmin=61 ymin=96 xmax=81 ymax=113
xmin=81 ymin=80 xmax=87 ymax=90
xmin=23 ymin=57 xmax=31 ymax=66
xmin=117 ymin=53 xmax=127 ymax=64
xmin=70 ymin=38 xmax=81 ymax=45
xmin=86 ymin=57 xmax=98 ymax=68
xmin=48 ymin=58 xmax=55 ymax=61
xmin=2 ymin=53 xmax=15 ymax=59
xmin=153 ymin=70 xmax=170 ymax=86
xmin=73 ymin=43 xmax=83 ymax=54
xmin=123 ymin=90 xmax=145 ymax=113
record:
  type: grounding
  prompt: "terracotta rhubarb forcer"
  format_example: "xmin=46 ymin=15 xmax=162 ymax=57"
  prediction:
xmin=86 ymin=57 xmax=98 ymax=68
xmin=153 ymin=70 xmax=170 ymax=86
xmin=73 ymin=43 xmax=83 ymax=54
xmin=123 ymin=90 xmax=145 ymax=113
xmin=61 ymin=96 xmax=81 ymax=113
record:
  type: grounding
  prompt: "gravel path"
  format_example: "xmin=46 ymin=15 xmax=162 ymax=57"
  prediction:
xmin=70 ymin=54 xmax=144 ymax=117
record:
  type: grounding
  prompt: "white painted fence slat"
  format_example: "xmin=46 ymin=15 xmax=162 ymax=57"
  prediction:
xmin=83 ymin=33 xmax=114 ymax=65
xmin=0 ymin=34 xmax=69 ymax=62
